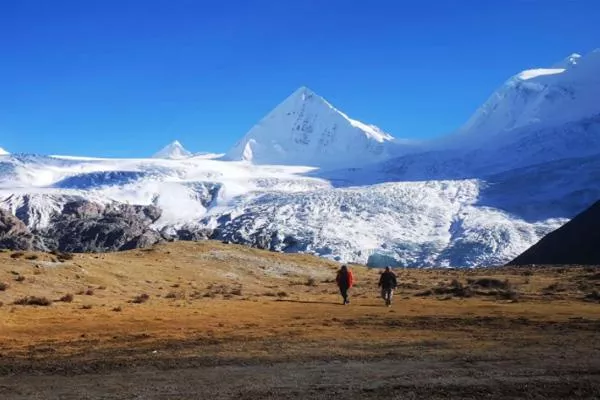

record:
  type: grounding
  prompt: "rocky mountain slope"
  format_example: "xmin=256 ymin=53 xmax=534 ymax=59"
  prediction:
xmin=508 ymin=200 xmax=600 ymax=265
xmin=0 ymin=200 xmax=163 ymax=252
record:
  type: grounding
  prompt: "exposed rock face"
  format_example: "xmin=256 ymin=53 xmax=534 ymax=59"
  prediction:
xmin=508 ymin=200 xmax=600 ymax=265
xmin=0 ymin=200 xmax=227 ymax=253
xmin=0 ymin=200 xmax=226 ymax=253
xmin=159 ymin=225 xmax=214 ymax=242
xmin=40 ymin=201 xmax=163 ymax=252
xmin=175 ymin=228 xmax=213 ymax=242
xmin=0 ymin=208 xmax=35 ymax=250
xmin=211 ymin=218 xmax=310 ymax=254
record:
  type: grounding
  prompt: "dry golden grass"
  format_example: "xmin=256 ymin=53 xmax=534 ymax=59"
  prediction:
xmin=1 ymin=241 xmax=599 ymax=366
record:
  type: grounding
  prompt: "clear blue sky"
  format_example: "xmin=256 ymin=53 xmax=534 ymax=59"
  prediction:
xmin=1 ymin=0 xmax=599 ymax=157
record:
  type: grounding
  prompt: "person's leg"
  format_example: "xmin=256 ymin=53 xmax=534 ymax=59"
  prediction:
xmin=339 ymin=286 xmax=348 ymax=304
xmin=387 ymin=288 xmax=394 ymax=306
xmin=382 ymin=288 xmax=391 ymax=306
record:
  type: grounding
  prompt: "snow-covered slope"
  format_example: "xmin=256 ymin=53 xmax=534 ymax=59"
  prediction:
xmin=0 ymin=153 xmax=565 ymax=266
xmin=445 ymin=49 xmax=600 ymax=150
xmin=0 ymin=147 xmax=9 ymax=156
xmin=153 ymin=140 xmax=193 ymax=159
xmin=1 ymin=50 xmax=598 ymax=267
xmin=352 ymin=49 xmax=600 ymax=183
xmin=225 ymin=87 xmax=411 ymax=169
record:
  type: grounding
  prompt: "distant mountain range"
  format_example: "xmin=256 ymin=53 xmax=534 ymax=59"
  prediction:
xmin=1 ymin=49 xmax=599 ymax=267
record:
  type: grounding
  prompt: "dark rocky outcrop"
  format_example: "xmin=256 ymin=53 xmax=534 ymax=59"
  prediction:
xmin=508 ymin=200 xmax=600 ymax=265
xmin=40 ymin=201 xmax=163 ymax=252
xmin=0 ymin=208 xmax=36 ymax=250
xmin=0 ymin=200 xmax=225 ymax=253
xmin=211 ymin=219 xmax=310 ymax=253
xmin=159 ymin=226 xmax=214 ymax=242
xmin=175 ymin=228 xmax=213 ymax=242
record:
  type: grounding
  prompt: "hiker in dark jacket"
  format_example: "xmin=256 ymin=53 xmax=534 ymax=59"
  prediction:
xmin=378 ymin=266 xmax=397 ymax=307
xmin=335 ymin=265 xmax=354 ymax=305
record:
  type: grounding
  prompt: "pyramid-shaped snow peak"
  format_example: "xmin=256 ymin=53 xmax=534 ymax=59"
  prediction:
xmin=0 ymin=147 xmax=9 ymax=156
xmin=225 ymin=87 xmax=397 ymax=168
xmin=152 ymin=140 xmax=193 ymax=159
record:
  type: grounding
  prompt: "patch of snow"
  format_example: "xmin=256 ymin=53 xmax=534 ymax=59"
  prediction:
xmin=516 ymin=68 xmax=566 ymax=81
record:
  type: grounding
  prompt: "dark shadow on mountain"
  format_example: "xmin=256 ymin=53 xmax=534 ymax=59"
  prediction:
xmin=305 ymin=149 xmax=479 ymax=188
xmin=305 ymin=146 xmax=600 ymax=223
xmin=53 ymin=171 xmax=150 ymax=189
xmin=0 ymin=161 xmax=17 ymax=183
xmin=476 ymin=155 xmax=600 ymax=222
xmin=308 ymin=116 xmax=600 ymax=208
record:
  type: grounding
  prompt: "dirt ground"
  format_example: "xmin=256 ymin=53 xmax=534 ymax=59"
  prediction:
xmin=1 ymin=242 xmax=599 ymax=399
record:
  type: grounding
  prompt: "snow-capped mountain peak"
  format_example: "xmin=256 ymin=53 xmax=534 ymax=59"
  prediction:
xmin=152 ymin=140 xmax=192 ymax=159
xmin=225 ymin=86 xmax=398 ymax=168
xmin=289 ymin=87 xmax=394 ymax=143
xmin=0 ymin=147 xmax=9 ymax=156
xmin=1 ymin=49 xmax=599 ymax=268
xmin=445 ymin=50 xmax=600 ymax=149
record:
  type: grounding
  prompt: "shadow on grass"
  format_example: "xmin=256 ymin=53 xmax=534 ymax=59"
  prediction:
xmin=276 ymin=299 xmax=344 ymax=305
xmin=277 ymin=299 xmax=387 ymax=308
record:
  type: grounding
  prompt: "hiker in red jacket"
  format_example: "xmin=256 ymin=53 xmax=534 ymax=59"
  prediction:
xmin=336 ymin=265 xmax=354 ymax=305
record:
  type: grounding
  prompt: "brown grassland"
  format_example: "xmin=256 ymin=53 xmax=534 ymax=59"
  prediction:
xmin=0 ymin=241 xmax=599 ymax=399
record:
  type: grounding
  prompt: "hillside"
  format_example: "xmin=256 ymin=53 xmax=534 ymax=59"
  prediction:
xmin=1 ymin=242 xmax=599 ymax=399
xmin=508 ymin=200 xmax=600 ymax=265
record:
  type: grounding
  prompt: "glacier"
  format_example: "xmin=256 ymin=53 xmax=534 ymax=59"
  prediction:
xmin=0 ymin=153 xmax=567 ymax=266
xmin=1 ymin=50 xmax=599 ymax=267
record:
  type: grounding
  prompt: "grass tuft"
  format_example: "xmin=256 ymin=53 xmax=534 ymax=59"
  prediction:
xmin=131 ymin=293 xmax=150 ymax=304
xmin=59 ymin=293 xmax=74 ymax=303
xmin=13 ymin=296 xmax=52 ymax=306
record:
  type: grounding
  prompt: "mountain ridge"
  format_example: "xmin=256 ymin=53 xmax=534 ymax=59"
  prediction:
xmin=0 ymin=50 xmax=599 ymax=267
